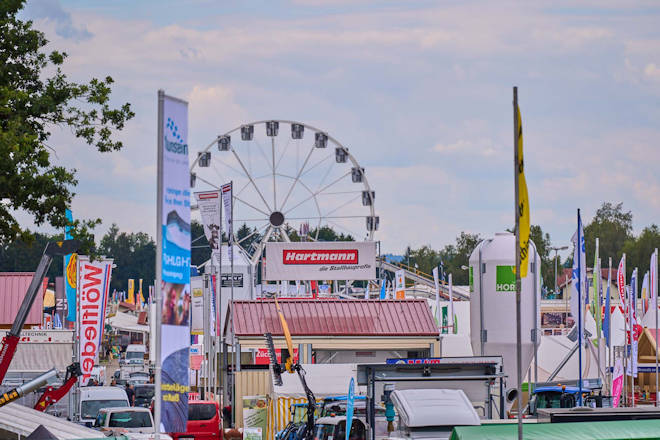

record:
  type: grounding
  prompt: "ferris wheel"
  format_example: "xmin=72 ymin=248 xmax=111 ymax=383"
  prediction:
xmin=190 ymin=120 xmax=379 ymax=266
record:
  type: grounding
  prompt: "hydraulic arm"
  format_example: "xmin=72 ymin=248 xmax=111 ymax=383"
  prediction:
xmin=34 ymin=362 xmax=82 ymax=411
xmin=0 ymin=240 xmax=79 ymax=384
xmin=265 ymin=297 xmax=316 ymax=440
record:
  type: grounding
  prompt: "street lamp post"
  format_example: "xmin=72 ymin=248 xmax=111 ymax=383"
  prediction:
xmin=550 ymin=245 xmax=569 ymax=325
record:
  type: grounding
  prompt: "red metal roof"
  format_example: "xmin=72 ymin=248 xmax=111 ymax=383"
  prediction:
xmin=0 ymin=273 xmax=46 ymax=326
xmin=230 ymin=299 xmax=438 ymax=337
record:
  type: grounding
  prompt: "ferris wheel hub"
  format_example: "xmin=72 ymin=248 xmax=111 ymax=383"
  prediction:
xmin=269 ymin=211 xmax=285 ymax=227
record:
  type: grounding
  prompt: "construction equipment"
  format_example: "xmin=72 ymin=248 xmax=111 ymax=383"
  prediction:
xmin=34 ymin=362 xmax=82 ymax=411
xmin=265 ymin=297 xmax=316 ymax=440
xmin=0 ymin=240 xmax=80 ymax=384
xmin=0 ymin=363 xmax=82 ymax=411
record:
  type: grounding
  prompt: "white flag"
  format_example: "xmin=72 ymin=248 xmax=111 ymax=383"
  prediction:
xmin=432 ymin=267 xmax=440 ymax=327
xmin=652 ymin=250 xmax=658 ymax=315
xmin=221 ymin=182 xmax=233 ymax=259
xmin=569 ymin=215 xmax=586 ymax=335
xmin=449 ymin=273 xmax=455 ymax=334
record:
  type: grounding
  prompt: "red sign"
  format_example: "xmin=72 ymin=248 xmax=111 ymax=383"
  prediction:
xmin=283 ymin=249 xmax=358 ymax=265
xmin=78 ymin=257 xmax=113 ymax=384
xmin=255 ymin=348 xmax=299 ymax=365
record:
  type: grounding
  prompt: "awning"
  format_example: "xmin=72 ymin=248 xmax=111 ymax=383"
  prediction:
xmin=451 ymin=419 xmax=660 ymax=440
xmin=0 ymin=402 xmax=104 ymax=439
xmin=107 ymin=311 xmax=149 ymax=333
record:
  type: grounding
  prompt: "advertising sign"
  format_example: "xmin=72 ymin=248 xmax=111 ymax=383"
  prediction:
xmin=64 ymin=209 xmax=77 ymax=322
xmin=77 ymin=256 xmax=113 ymax=385
xmin=190 ymin=276 xmax=204 ymax=335
xmin=222 ymin=273 xmax=243 ymax=287
xmin=158 ymin=92 xmax=191 ymax=433
xmin=612 ymin=357 xmax=623 ymax=408
xmin=243 ymin=396 xmax=268 ymax=436
xmin=222 ymin=182 xmax=233 ymax=259
xmin=254 ymin=348 xmax=299 ymax=365
xmin=495 ymin=266 xmax=516 ymax=292
xmin=265 ymin=241 xmax=376 ymax=281
xmin=194 ymin=190 xmax=221 ymax=266
xmin=395 ymin=269 xmax=405 ymax=299
xmin=345 ymin=378 xmax=355 ymax=440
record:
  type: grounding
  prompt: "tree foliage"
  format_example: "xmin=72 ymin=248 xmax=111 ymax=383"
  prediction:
xmin=98 ymin=224 xmax=155 ymax=291
xmin=0 ymin=1 xmax=133 ymax=244
xmin=584 ymin=202 xmax=633 ymax=264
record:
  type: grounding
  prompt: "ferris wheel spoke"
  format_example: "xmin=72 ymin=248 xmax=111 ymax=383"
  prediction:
xmin=323 ymin=194 xmax=361 ymax=218
xmin=279 ymin=226 xmax=293 ymax=243
xmin=251 ymin=225 xmax=274 ymax=266
xmin=299 ymin=153 xmax=333 ymax=178
xmin=236 ymin=223 xmax=269 ymax=245
xmin=286 ymin=215 xmax=370 ymax=220
xmin=327 ymin=219 xmax=360 ymax=240
xmin=274 ymin=137 xmax=293 ymax=172
xmin=251 ymin=138 xmax=272 ymax=167
xmin=271 ymin=137 xmax=277 ymax=210
xmin=231 ymin=147 xmax=273 ymax=212
xmin=195 ymin=175 xmax=221 ymax=190
xmin=233 ymin=196 xmax=270 ymax=217
xmin=236 ymin=179 xmax=252 ymax=197
xmin=213 ymin=156 xmax=244 ymax=179
xmin=315 ymin=155 xmax=336 ymax=192
xmin=283 ymin=170 xmax=351 ymax=216
xmin=279 ymin=144 xmax=316 ymax=213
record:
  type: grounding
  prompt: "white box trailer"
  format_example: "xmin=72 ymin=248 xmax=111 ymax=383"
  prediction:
xmin=0 ymin=330 xmax=74 ymax=418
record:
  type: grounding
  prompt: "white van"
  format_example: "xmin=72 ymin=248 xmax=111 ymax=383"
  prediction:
xmin=389 ymin=389 xmax=480 ymax=440
xmin=125 ymin=344 xmax=147 ymax=365
xmin=79 ymin=386 xmax=129 ymax=426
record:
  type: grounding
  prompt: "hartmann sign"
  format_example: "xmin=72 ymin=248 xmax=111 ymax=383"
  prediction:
xmin=265 ymin=241 xmax=376 ymax=281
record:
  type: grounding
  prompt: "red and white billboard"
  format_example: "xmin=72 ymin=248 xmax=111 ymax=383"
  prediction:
xmin=264 ymin=242 xmax=376 ymax=281
xmin=77 ymin=256 xmax=113 ymax=385
xmin=254 ymin=348 xmax=299 ymax=365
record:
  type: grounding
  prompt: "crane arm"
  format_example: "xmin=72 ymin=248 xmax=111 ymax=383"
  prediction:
xmin=0 ymin=240 xmax=80 ymax=384
xmin=34 ymin=362 xmax=82 ymax=411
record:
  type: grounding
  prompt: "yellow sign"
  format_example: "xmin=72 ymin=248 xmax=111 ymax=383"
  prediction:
xmin=66 ymin=253 xmax=78 ymax=289
xmin=516 ymin=106 xmax=530 ymax=278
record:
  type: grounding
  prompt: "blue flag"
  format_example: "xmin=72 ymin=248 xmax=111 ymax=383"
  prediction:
xmin=604 ymin=284 xmax=610 ymax=347
xmin=346 ymin=377 xmax=355 ymax=440
xmin=379 ymin=279 xmax=386 ymax=300
xmin=64 ymin=209 xmax=77 ymax=322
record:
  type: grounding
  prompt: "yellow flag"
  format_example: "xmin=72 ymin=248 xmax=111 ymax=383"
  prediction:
xmin=517 ymin=106 xmax=530 ymax=278
xmin=127 ymin=279 xmax=135 ymax=304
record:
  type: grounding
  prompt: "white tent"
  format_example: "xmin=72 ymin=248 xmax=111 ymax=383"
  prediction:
xmin=0 ymin=402 xmax=102 ymax=439
xmin=107 ymin=311 xmax=149 ymax=333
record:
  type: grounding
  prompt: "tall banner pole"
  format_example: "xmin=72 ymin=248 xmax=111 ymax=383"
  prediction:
xmin=512 ymin=86 xmax=523 ymax=440
xmin=155 ymin=89 xmax=164 ymax=440
xmin=608 ymin=257 xmax=612 ymax=394
xmin=577 ymin=209 xmax=583 ymax=406
xmin=654 ymin=248 xmax=658 ymax=407
xmin=156 ymin=90 xmax=191 ymax=436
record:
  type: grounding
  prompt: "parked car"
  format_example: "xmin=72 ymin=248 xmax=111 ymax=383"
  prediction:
xmin=79 ymin=386 xmax=130 ymax=427
xmin=134 ymin=384 xmax=155 ymax=408
xmin=314 ymin=416 xmax=366 ymax=440
xmin=169 ymin=400 xmax=222 ymax=440
xmin=388 ymin=389 xmax=480 ymax=440
xmin=94 ymin=406 xmax=173 ymax=439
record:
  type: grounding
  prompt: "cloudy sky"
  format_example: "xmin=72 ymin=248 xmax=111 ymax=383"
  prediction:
xmin=19 ymin=0 xmax=660 ymax=256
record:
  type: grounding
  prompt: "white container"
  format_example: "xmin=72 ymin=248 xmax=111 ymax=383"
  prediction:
xmin=468 ymin=232 xmax=541 ymax=408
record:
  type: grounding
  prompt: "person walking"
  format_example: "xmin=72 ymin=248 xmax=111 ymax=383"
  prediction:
xmin=126 ymin=383 xmax=135 ymax=406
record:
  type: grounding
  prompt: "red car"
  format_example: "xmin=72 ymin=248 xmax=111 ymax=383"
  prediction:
xmin=170 ymin=400 xmax=223 ymax=440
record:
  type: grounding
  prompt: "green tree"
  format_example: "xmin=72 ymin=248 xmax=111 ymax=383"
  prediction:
xmin=98 ymin=224 xmax=155 ymax=292
xmin=0 ymin=228 xmax=95 ymax=280
xmin=309 ymin=225 xmax=354 ymax=242
xmin=584 ymin=202 xmax=633 ymax=265
xmin=0 ymin=1 xmax=134 ymax=244
xmin=622 ymin=225 xmax=660 ymax=279
xmin=529 ymin=224 xmax=555 ymax=290
xmin=191 ymin=220 xmax=210 ymax=267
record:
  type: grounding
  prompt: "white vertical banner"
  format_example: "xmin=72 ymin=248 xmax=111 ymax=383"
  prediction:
xmin=77 ymin=256 xmax=113 ymax=385
xmin=194 ymin=190 xmax=221 ymax=266
xmin=157 ymin=92 xmax=191 ymax=434
xmin=395 ymin=269 xmax=405 ymax=299
xmin=449 ymin=273 xmax=455 ymax=334
xmin=221 ymin=182 xmax=233 ymax=260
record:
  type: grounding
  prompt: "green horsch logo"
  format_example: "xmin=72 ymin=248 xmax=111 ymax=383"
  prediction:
xmin=496 ymin=265 xmax=516 ymax=292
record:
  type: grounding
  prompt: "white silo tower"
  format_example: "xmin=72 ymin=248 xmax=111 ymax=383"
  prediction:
xmin=469 ymin=232 xmax=541 ymax=409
